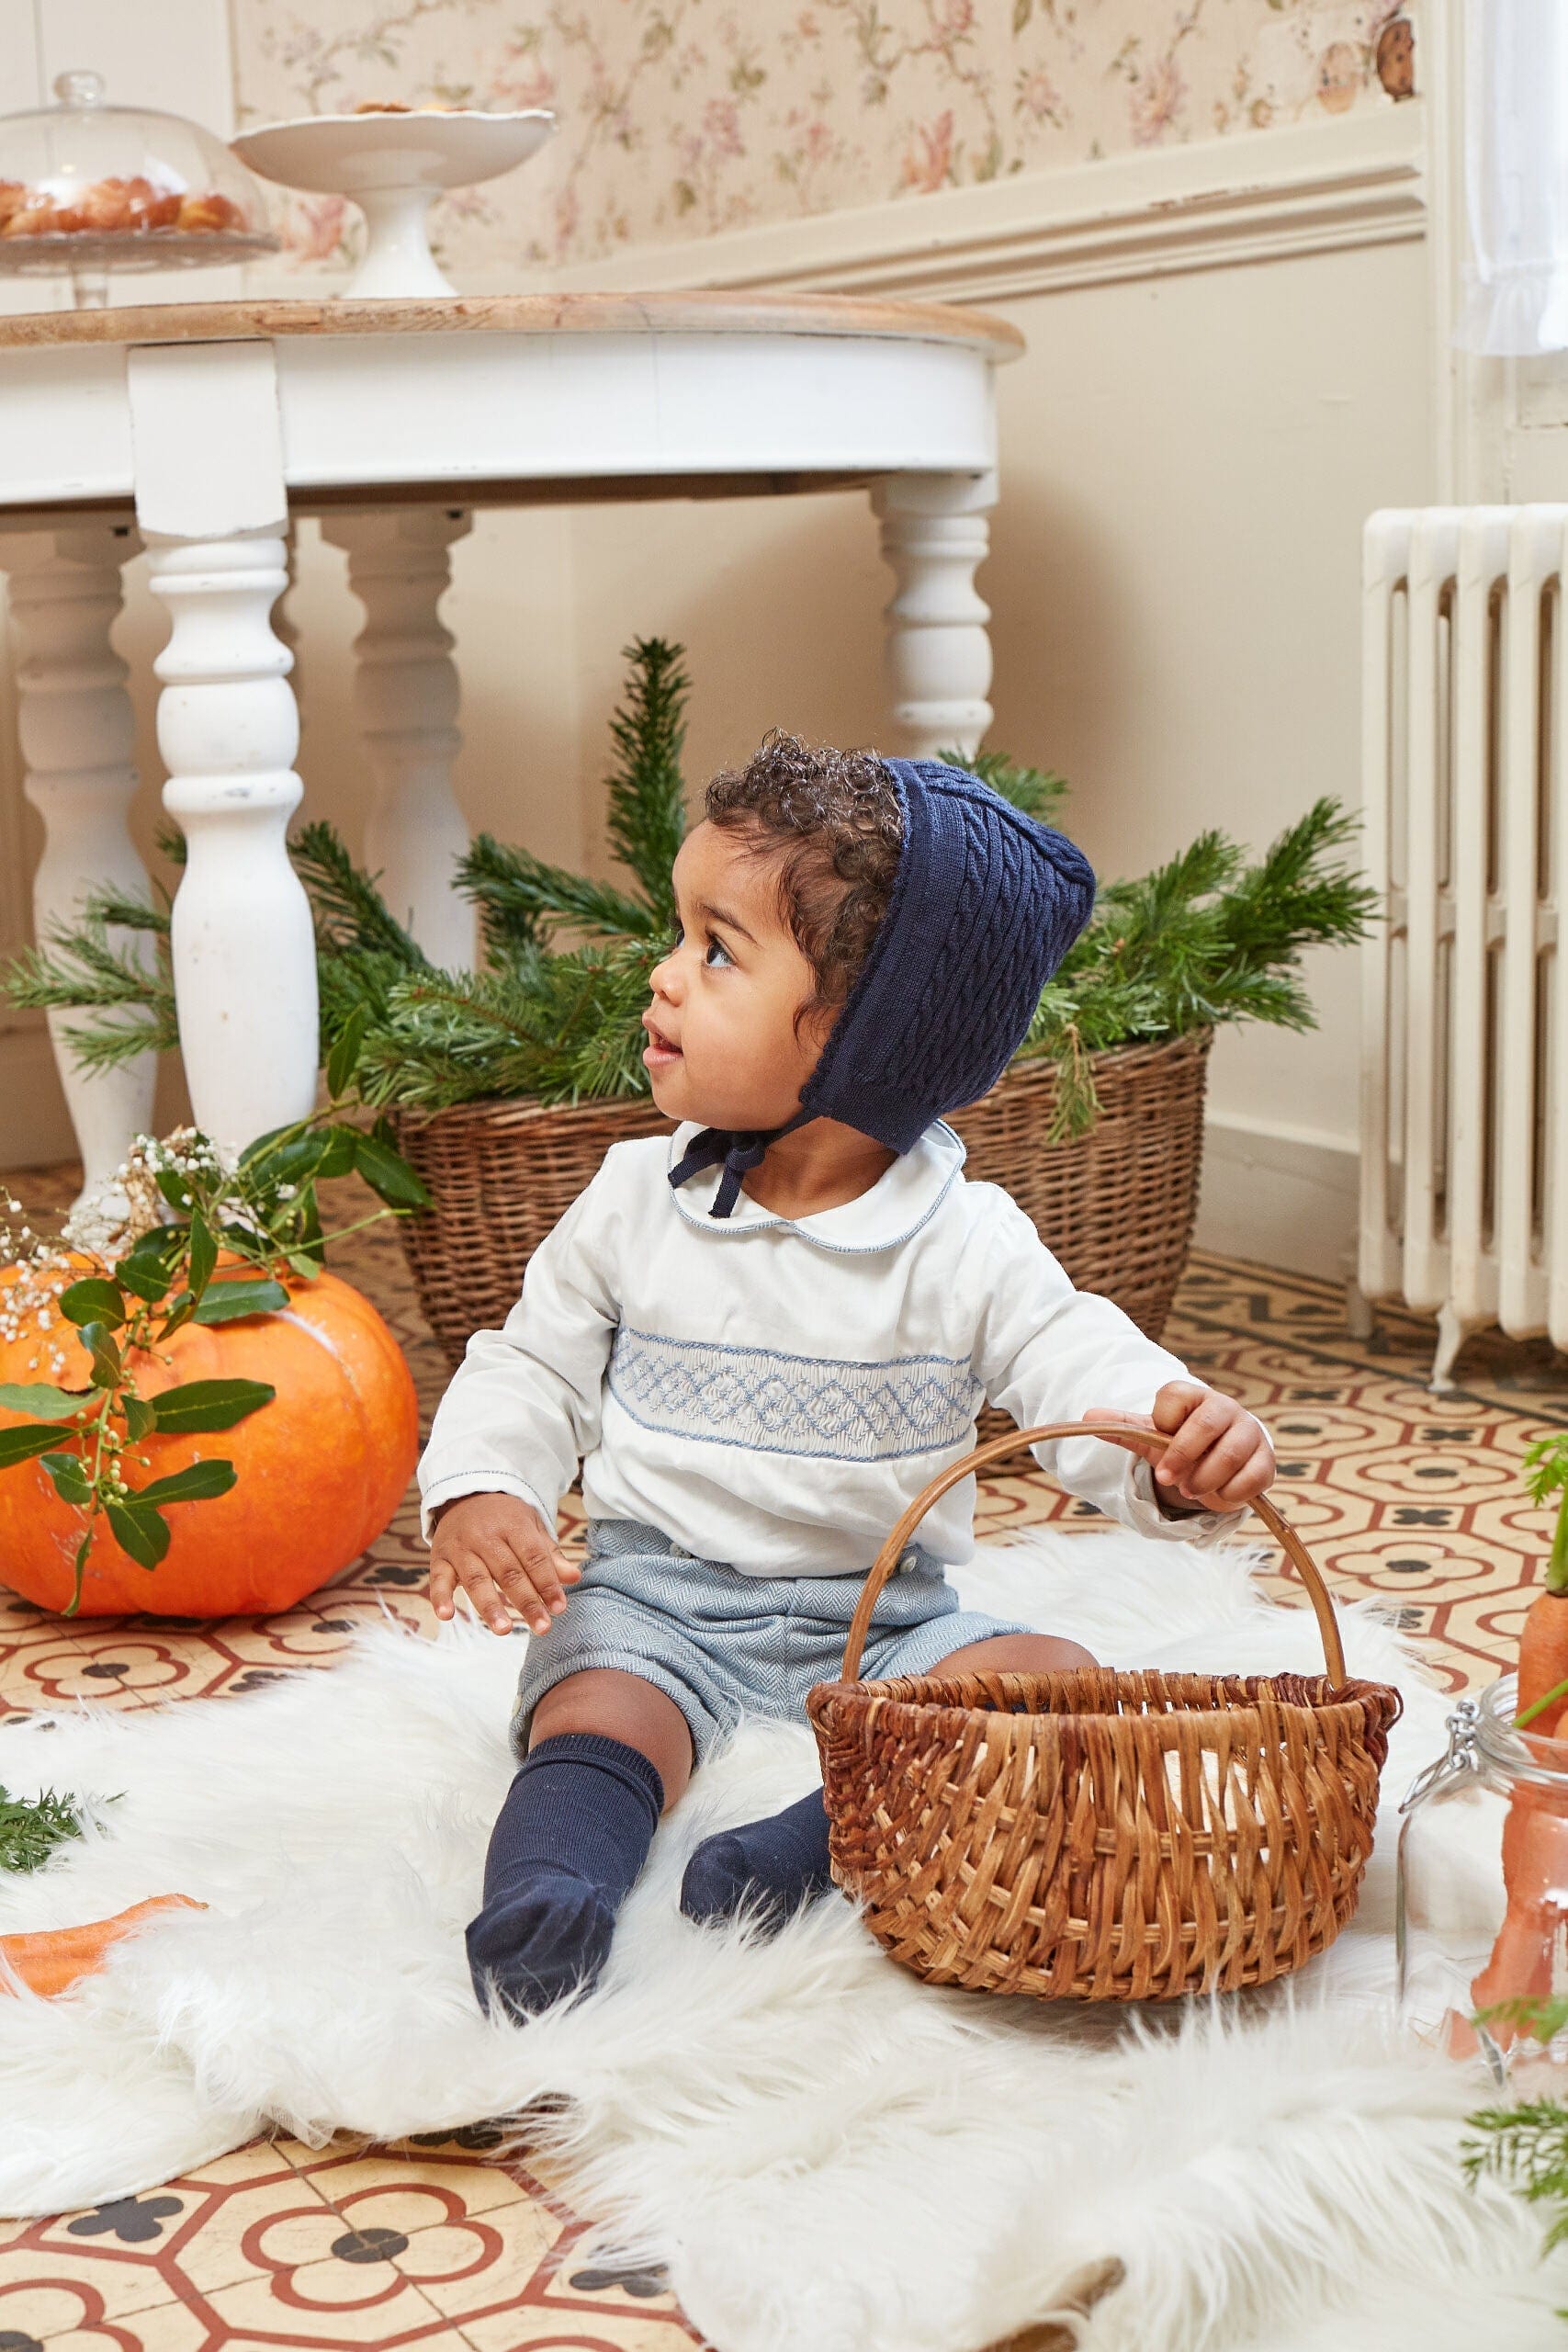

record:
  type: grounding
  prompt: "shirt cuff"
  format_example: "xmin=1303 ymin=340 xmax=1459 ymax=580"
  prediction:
xmin=1120 ymin=1453 xmax=1237 ymax=1546
xmin=418 ymin=1472 xmax=555 ymax=1546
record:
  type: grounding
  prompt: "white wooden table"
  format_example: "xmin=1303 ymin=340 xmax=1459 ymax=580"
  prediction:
xmin=0 ymin=292 xmax=1021 ymax=1186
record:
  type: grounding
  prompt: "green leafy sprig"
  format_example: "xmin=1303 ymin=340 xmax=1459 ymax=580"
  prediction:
xmin=0 ymin=1082 xmax=427 ymax=1613
xmin=1466 ymin=2097 xmax=1568 ymax=2256
xmin=457 ymin=636 xmax=690 ymax=955
xmin=1526 ymin=1435 xmax=1568 ymax=1600
xmin=1464 ymin=1999 xmax=1568 ymax=2289
xmin=3 ymin=878 xmax=178 ymax=1073
xmin=1012 ymin=797 xmax=1378 ymax=1136
xmin=355 ymin=944 xmax=660 ymax=1113
xmin=0 ymin=1783 xmax=93 ymax=1872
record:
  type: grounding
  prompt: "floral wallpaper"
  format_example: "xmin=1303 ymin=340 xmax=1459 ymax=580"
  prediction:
xmin=229 ymin=0 xmax=1416 ymax=276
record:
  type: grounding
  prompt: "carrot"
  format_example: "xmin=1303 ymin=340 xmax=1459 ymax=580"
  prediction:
xmin=1470 ymin=1435 xmax=1568 ymax=2049
xmin=1517 ymin=1590 xmax=1568 ymax=1742
xmin=0 ymin=1893 xmax=205 ymax=1999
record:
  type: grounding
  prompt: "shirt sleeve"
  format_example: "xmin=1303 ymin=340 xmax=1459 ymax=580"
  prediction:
xmin=417 ymin=1162 xmax=623 ymax=1542
xmin=971 ymin=1190 xmax=1239 ymax=1545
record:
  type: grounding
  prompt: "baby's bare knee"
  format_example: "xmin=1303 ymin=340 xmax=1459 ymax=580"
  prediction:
xmin=940 ymin=1631 xmax=1098 ymax=1677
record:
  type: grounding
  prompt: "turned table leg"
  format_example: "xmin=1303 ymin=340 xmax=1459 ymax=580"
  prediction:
xmin=321 ymin=508 xmax=474 ymax=968
xmin=129 ymin=339 xmax=318 ymax=1158
xmin=0 ymin=524 xmax=156 ymax=1196
xmin=143 ymin=532 xmax=319 ymax=1156
xmin=873 ymin=471 xmax=996 ymax=760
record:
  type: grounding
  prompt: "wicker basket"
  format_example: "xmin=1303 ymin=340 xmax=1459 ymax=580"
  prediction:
xmin=390 ymin=1029 xmax=1211 ymax=1373
xmin=807 ymin=1419 xmax=1402 ymax=2003
xmin=390 ymin=1093 xmax=670 ymax=1367
xmin=952 ymin=1030 xmax=1210 ymax=1346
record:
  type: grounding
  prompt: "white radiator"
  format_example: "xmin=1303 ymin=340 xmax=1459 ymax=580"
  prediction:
xmin=1360 ymin=506 xmax=1568 ymax=1387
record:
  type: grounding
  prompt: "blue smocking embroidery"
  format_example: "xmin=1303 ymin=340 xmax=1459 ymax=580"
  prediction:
xmin=606 ymin=1326 xmax=982 ymax=1462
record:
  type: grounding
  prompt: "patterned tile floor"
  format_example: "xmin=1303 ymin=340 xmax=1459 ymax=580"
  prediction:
xmin=1 ymin=1165 xmax=1565 ymax=2352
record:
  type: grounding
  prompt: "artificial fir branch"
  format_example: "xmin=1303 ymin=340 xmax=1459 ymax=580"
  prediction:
xmin=290 ymin=821 xmax=430 ymax=967
xmin=4 ymin=886 xmax=178 ymax=1071
xmin=1015 ymin=799 xmax=1379 ymax=1135
xmin=459 ymin=835 xmax=656 ymax=954
xmin=0 ymin=1784 xmax=91 ymax=1873
xmin=944 ymin=746 xmax=1069 ymax=825
xmin=604 ymin=636 xmax=690 ymax=923
xmin=457 ymin=638 xmax=691 ymax=953
xmin=1464 ymin=2096 xmax=1568 ymax=2255
xmin=355 ymin=943 xmax=658 ymax=1110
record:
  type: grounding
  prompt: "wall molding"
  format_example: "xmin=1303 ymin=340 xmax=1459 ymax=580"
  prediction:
xmin=550 ymin=106 xmax=1427 ymax=310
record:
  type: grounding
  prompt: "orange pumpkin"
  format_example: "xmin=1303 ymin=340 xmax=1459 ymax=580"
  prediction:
xmin=0 ymin=1262 xmax=419 ymax=1617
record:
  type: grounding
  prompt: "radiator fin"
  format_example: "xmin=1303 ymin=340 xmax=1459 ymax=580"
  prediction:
xmin=1360 ymin=506 xmax=1568 ymax=1368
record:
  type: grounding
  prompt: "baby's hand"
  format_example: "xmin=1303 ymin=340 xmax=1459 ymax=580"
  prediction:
xmin=428 ymin=1493 xmax=581 ymax=1636
xmin=1085 ymin=1381 xmax=1274 ymax=1514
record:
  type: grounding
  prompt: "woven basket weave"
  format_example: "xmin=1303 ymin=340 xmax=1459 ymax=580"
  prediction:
xmin=389 ymin=1092 xmax=670 ymax=1369
xmin=390 ymin=1029 xmax=1211 ymax=1372
xmin=807 ymin=1419 xmax=1402 ymax=2003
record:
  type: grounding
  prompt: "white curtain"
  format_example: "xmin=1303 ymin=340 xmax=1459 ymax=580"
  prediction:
xmin=1460 ymin=0 xmax=1568 ymax=354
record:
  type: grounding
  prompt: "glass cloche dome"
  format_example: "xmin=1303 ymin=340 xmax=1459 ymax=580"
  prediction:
xmin=0 ymin=70 xmax=277 ymax=304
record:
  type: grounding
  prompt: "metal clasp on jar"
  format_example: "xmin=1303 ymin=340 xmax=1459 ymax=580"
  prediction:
xmin=1400 ymin=1694 xmax=1481 ymax=1814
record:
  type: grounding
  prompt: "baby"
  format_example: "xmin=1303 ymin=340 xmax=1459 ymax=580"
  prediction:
xmin=420 ymin=736 xmax=1275 ymax=2019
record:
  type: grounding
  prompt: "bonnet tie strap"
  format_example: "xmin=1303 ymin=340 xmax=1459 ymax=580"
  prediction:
xmin=668 ymin=1111 xmax=811 ymax=1220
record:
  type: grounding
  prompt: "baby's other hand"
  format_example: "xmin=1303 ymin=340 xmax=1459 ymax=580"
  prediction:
xmin=1084 ymin=1382 xmax=1274 ymax=1514
xmin=428 ymin=1493 xmax=581 ymax=1636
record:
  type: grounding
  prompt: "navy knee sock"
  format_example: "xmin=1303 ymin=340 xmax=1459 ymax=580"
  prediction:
xmin=467 ymin=1732 xmax=663 ymax=2019
xmin=680 ymin=1785 xmax=835 ymax=1932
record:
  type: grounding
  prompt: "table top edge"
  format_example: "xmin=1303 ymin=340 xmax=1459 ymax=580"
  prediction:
xmin=0 ymin=288 xmax=1024 ymax=358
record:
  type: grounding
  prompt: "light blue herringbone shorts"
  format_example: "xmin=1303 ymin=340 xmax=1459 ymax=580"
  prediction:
xmin=510 ymin=1518 xmax=1035 ymax=1765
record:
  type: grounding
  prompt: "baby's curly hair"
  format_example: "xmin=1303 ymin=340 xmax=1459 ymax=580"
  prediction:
xmin=705 ymin=730 xmax=904 ymax=1027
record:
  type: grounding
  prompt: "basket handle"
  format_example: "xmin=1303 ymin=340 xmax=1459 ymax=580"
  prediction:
xmin=839 ymin=1419 xmax=1347 ymax=1686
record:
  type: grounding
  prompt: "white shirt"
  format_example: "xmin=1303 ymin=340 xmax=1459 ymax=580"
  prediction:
xmin=418 ymin=1121 xmax=1233 ymax=1574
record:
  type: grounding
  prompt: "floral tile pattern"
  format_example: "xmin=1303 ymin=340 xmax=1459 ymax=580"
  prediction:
xmin=2 ymin=1153 xmax=1562 ymax=2347
xmin=229 ymin=0 xmax=1416 ymax=273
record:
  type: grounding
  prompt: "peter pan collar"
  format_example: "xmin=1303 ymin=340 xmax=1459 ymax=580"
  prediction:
xmin=665 ymin=1120 xmax=965 ymax=1254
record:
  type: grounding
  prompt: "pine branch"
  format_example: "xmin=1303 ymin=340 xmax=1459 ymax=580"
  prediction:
xmin=946 ymin=746 xmax=1069 ymax=826
xmin=1464 ymin=2099 xmax=1568 ymax=2251
xmin=1213 ymin=798 xmax=1378 ymax=964
xmin=0 ymin=1784 xmax=89 ymax=1872
xmin=458 ymin=834 xmax=656 ymax=955
xmin=2 ymin=886 xmax=177 ymax=1069
xmin=290 ymin=820 xmax=429 ymax=967
xmin=456 ymin=640 xmax=690 ymax=953
xmin=604 ymin=637 xmax=690 ymax=923
xmin=356 ymin=942 xmax=657 ymax=1110
xmin=1016 ymin=801 xmax=1376 ymax=1135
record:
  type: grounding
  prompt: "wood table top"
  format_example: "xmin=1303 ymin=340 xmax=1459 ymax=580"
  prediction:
xmin=0 ymin=288 xmax=1023 ymax=359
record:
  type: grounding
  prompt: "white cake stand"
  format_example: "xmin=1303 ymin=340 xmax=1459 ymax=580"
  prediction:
xmin=231 ymin=110 xmax=555 ymax=298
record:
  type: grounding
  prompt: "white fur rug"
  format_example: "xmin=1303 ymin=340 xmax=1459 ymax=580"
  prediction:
xmin=0 ymin=1529 xmax=1562 ymax=2352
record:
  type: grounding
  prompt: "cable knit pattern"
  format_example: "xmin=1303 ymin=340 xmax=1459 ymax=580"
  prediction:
xmin=668 ymin=757 xmax=1097 ymax=1218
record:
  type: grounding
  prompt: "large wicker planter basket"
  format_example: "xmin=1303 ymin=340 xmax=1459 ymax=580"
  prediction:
xmin=389 ymin=1028 xmax=1212 ymax=1372
xmin=807 ymin=1419 xmax=1402 ymax=2002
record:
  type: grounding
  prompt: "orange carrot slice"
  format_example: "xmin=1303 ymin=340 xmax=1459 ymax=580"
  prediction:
xmin=0 ymin=1894 xmax=205 ymax=1999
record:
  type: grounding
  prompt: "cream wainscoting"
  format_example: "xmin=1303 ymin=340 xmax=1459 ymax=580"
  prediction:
xmin=551 ymin=107 xmax=1426 ymax=307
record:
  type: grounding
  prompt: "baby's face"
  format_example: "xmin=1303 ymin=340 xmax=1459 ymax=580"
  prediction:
xmin=643 ymin=821 xmax=830 ymax=1133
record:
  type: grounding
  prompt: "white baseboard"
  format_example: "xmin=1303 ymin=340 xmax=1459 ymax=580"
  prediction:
xmin=1196 ymin=1111 xmax=1359 ymax=1283
xmin=550 ymin=107 xmax=1426 ymax=308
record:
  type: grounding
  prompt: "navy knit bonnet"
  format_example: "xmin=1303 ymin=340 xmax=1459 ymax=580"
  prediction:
xmin=670 ymin=756 xmax=1097 ymax=1218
